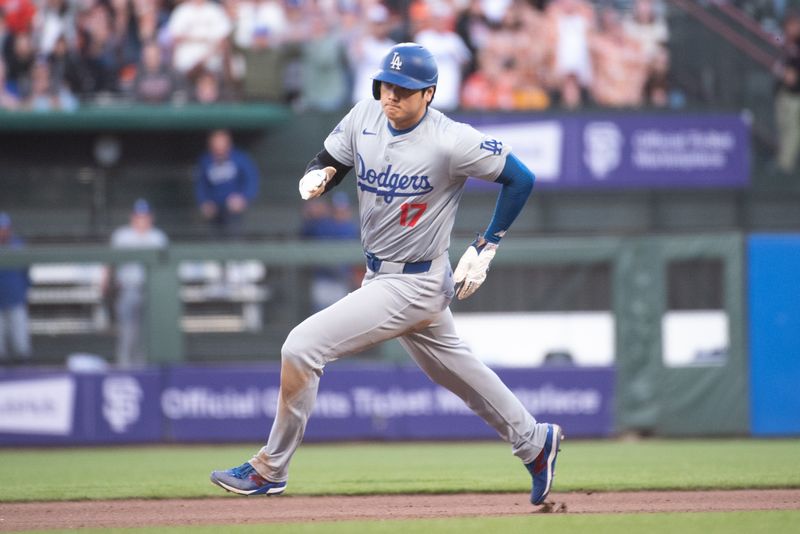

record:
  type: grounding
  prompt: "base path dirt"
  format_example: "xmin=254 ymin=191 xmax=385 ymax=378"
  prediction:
xmin=1 ymin=489 xmax=799 ymax=532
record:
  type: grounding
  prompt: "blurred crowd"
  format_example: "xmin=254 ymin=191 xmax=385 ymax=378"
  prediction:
xmin=732 ymin=0 xmax=800 ymax=36
xmin=0 ymin=0 xmax=673 ymax=112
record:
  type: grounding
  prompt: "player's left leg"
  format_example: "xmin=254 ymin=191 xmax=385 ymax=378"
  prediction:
xmin=398 ymin=309 xmax=563 ymax=504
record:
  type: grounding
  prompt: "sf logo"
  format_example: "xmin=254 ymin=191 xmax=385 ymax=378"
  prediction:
xmin=389 ymin=52 xmax=403 ymax=71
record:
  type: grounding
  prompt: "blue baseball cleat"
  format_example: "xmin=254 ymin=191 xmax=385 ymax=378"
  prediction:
xmin=526 ymin=424 xmax=564 ymax=505
xmin=210 ymin=462 xmax=287 ymax=496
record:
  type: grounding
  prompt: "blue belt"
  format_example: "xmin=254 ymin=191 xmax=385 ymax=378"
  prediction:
xmin=365 ymin=252 xmax=432 ymax=274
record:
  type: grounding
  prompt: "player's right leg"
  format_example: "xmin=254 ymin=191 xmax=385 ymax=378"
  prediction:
xmin=210 ymin=272 xmax=438 ymax=495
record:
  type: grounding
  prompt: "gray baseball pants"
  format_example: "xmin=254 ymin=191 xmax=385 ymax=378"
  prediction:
xmin=115 ymin=287 xmax=145 ymax=368
xmin=250 ymin=252 xmax=548 ymax=482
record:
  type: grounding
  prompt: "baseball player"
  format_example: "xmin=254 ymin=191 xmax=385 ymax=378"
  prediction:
xmin=211 ymin=43 xmax=563 ymax=506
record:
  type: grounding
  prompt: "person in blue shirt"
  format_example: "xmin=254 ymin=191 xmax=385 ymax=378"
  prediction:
xmin=195 ymin=129 xmax=261 ymax=238
xmin=0 ymin=213 xmax=31 ymax=363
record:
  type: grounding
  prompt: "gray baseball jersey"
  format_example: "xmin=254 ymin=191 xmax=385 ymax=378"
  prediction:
xmin=324 ymin=99 xmax=511 ymax=263
xmin=248 ymin=101 xmax=548 ymax=486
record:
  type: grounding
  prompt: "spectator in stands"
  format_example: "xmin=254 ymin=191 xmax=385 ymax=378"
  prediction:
xmin=0 ymin=212 xmax=31 ymax=364
xmin=623 ymin=0 xmax=669 ymax=64
xmin=455 ymin=0 xmax=493 ymax=78
xmin=347 ymin=3 xmax=396 ymax=104
xmin=191 ymin=68 xmax=230 ymax=103
xmin=111 ymin=0 xmax=140 ymax=72
xmin=34 ymin=0 xmax=74 ymax=58
xmin=195 ymin=129 xmax=260 ymax=238
xmin=546 ymin=0 xmax=595 ymax=100
xmin=73 ymin=0 xmax=120 ymax=94
xmin=300 ymin=192 xmax=360 ymax=312
xmin=0 ymin=0 xmax=677 ymax=110
xmin=3 ymin=31 xmax=36 ymax=95
xmin=623 ymin=0 xmax=670 ymax=106
xmin=555 ymin=71 xmax=586 ymax=109
xmin=232 ymin=0 xmax=287 ymax=50
xmin=0 ymin=58 xmax=20 ymax=109
xmin=130 ymin=0 xmax=165 ymax=48
xmin=278 ymin=0 xmax=314 ymax=106
xmin=47 ymin=35 xmax=84 ymax=96
xmin=106 ymin=199 xmax=168 ymax=368
xmin=414 ymin=2 xmax=471 ymax=111
xmin=461 ymin=49 xmax=517 ymax=110
xmin=461 ymin=4 xmax=549 ymax=111
xmin=589 ymin=8 xmax=649 ymax=107
xmin=166 ymin=0 xmax=232 ymax=79
xmin=775 ymin=10 xmax=800 ymax=174
xmin=22 ymin=58 xmax=78 ymax=111
xmin=643 ymin=42 xmax=671 ymax=107
xmin=133 ymin=40 xmax=181 ymax=103
xmin=230 ymin=0 xmax=288 ymax=101
xmin=512 ymin=1 xmax=551 ymax=85
xmin=299 ymin=10 xmax=348 ymax=111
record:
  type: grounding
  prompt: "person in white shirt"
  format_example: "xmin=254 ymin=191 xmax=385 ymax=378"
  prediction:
xmin=622 ymin=0 xmax=669 ymax=64
xmin=547 ymin=0 xmax=595 ymax=90
xmin=414 ymin=4 xmax=471 ymax=111
xmin=107 ymin=199 xmax=168 ymax=368
xmin=166 ymin=0 xmax=233 ymax=76
xmin=347 ymin=4 xmax=396 ymax=104
xmin=232 ymin=0 xmax=287 ymax=50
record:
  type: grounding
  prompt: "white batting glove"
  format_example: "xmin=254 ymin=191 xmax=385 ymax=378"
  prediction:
xmin=453 ymin=238 xmax=498 ymax=300
xmin=299 ymin=166 xmax=335 ymax=200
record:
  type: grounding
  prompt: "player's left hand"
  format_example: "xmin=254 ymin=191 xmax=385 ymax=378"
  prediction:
xmin=453 ymin=237 xmax=497 ymax=300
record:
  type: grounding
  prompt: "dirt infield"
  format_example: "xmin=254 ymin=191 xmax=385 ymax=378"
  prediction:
xmin=1 ymin=489 xmax=799 ymax=531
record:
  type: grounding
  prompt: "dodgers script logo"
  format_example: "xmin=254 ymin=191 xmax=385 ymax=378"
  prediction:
xmin=356 ymin=153 xmax=433 ymax=203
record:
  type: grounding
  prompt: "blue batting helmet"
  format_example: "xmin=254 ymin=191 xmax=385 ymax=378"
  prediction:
xmin=372 ymin=42 xmax=438 ymax=100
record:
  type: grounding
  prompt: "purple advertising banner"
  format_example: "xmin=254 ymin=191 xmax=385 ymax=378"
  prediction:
xmin=0 ymin=364 xmax=614 ymax=445
xmin=162 ymin=364 xmax=615 ymax=442
xmin=0 ymin=369 xmax=162 ymax=445
xmin=460 ymin=113 xmax=750 ymax=190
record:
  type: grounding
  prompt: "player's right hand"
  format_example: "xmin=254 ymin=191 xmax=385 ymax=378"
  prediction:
xmin=299 ymin=167 xmax=335 ymax=200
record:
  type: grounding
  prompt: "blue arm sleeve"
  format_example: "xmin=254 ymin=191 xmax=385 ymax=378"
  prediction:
xmin=483 ymin=153 xmax=535 ymax=244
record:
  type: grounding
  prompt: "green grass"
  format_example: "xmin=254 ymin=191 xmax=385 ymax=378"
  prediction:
xmin=1 ymin=439 xmax=799 ymax=502
xmin=23 ymin=511 xmax=800 ymax=534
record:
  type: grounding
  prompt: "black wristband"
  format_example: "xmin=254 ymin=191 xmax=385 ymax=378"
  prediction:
xmin=305 ymin=149 xmax=353 ymax=193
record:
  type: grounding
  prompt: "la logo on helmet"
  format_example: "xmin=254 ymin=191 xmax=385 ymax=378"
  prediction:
xmin=389 ymin=52 xmax=403 ymax=71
